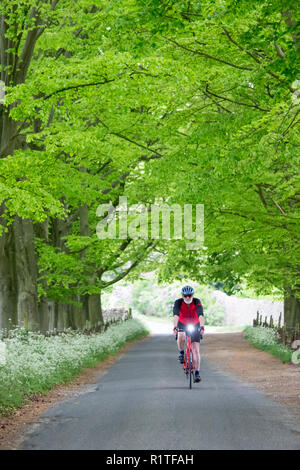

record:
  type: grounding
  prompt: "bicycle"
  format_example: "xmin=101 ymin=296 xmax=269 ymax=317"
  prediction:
xmin=183 ymin=324 xmax=195 ymax=389
xmin=175 ymin=324 xmax=199 ymax=389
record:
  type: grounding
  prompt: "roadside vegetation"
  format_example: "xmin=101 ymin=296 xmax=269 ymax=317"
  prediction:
xmin=0 ymin=319 xmax=148 ymax=416
xmin=244 ymin=326 xmax=294 ymax=363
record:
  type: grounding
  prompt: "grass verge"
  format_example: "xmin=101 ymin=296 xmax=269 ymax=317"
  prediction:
xmin=0 ymin=319 xmax=149 ymax=416
xmin=244 ymin=326 xmax=293 ymax=363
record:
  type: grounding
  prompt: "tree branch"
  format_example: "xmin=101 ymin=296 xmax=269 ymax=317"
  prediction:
xmin=100 ymin=242 xmax=155 ymax=288
xmin=43 ymin=78 xmax=116 ymax=100
xmin=203 ymin=91 xmax=233 ymax=114
xmin=111 ymin=131 xmax=163 ymax=157
xmin=255 ymin=185 xmax=270 ymax=213
xmin=14 ymin=8 xmax=44 ymax=84
xmin=283 ymin=110 xmax=300 ymax=136
xmin=221 ymin=26 xmax=289 ymax=86
xmin=274 ymin=42 xmax=285 ymax=58
xmin=165 ymin=37 xmax=254 ymax=71
xmin=272 ymin=199 xmax=286 ymax=215
xmin=205 ymin=84 xmax=270 ymax=112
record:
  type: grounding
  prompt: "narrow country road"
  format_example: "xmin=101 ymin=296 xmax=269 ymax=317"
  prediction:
xmin=19 ymin=334 xmax=300 ymax=450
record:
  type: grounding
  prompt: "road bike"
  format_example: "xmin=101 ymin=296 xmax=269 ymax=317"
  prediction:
xmin=183 ymin=324 xmax=195 ymax=389
xmin=175 ymin=324 xmax=198 ymax=389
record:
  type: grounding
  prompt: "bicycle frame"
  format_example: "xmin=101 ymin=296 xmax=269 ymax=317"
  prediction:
xmin=183 ymin=330 xmax=194 ymax=389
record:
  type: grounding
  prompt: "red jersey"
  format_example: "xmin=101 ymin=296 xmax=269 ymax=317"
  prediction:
xmin=173 ymin=298 xmax=204 ymax=325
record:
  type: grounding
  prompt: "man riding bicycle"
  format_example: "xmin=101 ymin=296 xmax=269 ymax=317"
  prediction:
xmin=173 ymin=286 xmax=205 ymax=383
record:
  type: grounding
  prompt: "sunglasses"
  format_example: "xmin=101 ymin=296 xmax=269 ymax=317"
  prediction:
xmin=183 ymin=294 xmax=193 ymax=298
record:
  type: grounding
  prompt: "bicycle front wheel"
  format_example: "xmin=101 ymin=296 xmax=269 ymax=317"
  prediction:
xmin=189 ymin=349 xmax=193 ymax=389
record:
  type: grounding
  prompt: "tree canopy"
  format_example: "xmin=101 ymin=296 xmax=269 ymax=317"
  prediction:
xmin=0 ymin=0 xmax=299 ymax=331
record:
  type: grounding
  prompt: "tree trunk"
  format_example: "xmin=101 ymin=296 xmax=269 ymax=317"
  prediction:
xmin=0 ymin=111 xmax=18 ymax=157
xmin=13 ymin=216 xmax=39 ymax=330
xmin=0 ymin=208 xmax=40 ymax=331
xmin=34 ymin=219 xmax=50 ymax=332
xmin=284 ymin=289 xmax=300 ymax=329
xmin=79 ymin=201 xmax=90 ymax=329
xmin=88 ymin=289 xmax=103 ymax=331
xmin=51 ymin=216 xmax=74 ymax=330
xmin=79 ymin=198 xmax=104 ymax=331
xmin=0 ymin=210 xmax=18 ymax=330
xmin=0 ymin=75 xmax=40 ymax=332
xmin=0 ymin=2 xmax=60 ymax=332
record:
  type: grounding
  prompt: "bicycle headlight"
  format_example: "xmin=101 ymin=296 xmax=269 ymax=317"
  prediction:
xmin=187 ymin=325 xmax=195 ymax=333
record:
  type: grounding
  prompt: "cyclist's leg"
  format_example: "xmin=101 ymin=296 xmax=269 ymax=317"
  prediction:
xmin=190 ymin=324 xmax=201 ymax=370
xmin=177 ymin=331 xmax=186 ymax=351
xmin=177 ymin=322 xmax=186 ymax=352
xmin=191 ymin=341 xmax=200 ymax=371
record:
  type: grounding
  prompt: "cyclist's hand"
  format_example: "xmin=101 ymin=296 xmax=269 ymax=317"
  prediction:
xmin=173 ymin=327 xmax=178 ymax=337
xmin=199 ymin=326 xmax=204 ymax=339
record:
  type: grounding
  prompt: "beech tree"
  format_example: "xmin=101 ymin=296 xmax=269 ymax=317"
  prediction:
xmin=0 ymin=0 xmax=176 ymax=331
xmin=0 ymin=0 xmax=299 ymax=332
xmin=122 ymin=0 xmax=300 ymax=328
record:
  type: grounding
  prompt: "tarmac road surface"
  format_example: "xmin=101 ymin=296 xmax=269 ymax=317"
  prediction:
xmin=20 ymin=334 xmax=300 ymax=450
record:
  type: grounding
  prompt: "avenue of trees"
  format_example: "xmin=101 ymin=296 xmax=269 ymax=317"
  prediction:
xmin=0 ymin=0 xmax=299 ymax=332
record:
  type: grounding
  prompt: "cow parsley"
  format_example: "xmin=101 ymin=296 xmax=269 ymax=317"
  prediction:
xmin=0 ymin=319 xmax=148 ymax=414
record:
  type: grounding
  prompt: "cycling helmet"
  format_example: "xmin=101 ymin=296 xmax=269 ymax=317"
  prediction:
xmin=181 ymin=285 xmax=194 ymax=296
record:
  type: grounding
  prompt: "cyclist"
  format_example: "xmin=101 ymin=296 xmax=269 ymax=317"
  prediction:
xmin=173 ymin=286 xmax=204 ymax=383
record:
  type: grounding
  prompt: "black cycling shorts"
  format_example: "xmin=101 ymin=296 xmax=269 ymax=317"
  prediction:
xmin=177 ymin=321 xmax=201 ymax=343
